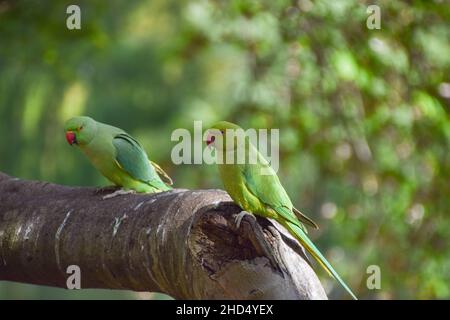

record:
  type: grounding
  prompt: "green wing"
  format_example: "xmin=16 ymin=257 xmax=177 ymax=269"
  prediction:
xmin=242 ymin=150 xmax=318 ymax=230
xmin=112 ymin=133 xmax=166 ymax=188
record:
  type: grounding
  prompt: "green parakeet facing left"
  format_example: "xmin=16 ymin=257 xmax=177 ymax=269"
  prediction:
xmin=64 ymin=116 xmax=172 ymax=197
xmin=206 ymin=121 xmax=357 ymax=300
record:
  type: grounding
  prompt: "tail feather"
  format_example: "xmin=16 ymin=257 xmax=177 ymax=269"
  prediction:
xmin=150 ymin=160 xmax=173 ymax=186
xmin=149 ymin=178 xmax=172 ymax=191
xmin=293 ymin=207 xmax=319 ymax=230
xmin=282 ymin=220 xmax=358 ymax=300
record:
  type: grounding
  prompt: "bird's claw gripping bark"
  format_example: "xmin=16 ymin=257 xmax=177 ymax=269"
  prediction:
xmin=102 ymin=189 xmax=136 ymax=200
xmin=234 ymin=211 xmax=256 ymax=229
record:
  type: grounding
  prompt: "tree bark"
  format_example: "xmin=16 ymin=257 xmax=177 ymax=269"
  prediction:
xmin=0 ymin=172 xmax=327 ymax=299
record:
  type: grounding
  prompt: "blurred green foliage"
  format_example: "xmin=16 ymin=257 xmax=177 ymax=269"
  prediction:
xmin=0 ymin=0 xmax=449 ymax=299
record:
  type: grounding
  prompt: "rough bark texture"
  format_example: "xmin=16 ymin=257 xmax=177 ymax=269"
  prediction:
xmin=0 ymin=172 xmax=327 ymax=299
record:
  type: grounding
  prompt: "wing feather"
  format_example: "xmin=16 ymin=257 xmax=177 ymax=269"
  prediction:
xmin=112 ymin=133 xmax=159 ymax=183
xmin=242 ymin=148 xmax=318 ymax=230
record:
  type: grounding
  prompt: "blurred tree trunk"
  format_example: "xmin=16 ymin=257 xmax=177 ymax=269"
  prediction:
xmin=0 ymin=172 xmax=327 ymax=299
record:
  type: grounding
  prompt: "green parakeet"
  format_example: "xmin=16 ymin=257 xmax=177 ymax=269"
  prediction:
xmin=206 ymin=121 xmax=357 ymax=300
xmin=64 ymin=116 xmax=172 ymax=196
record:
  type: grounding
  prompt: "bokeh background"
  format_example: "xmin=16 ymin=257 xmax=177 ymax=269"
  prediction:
xmin=0 ymin=0 xmax=449 ymax=299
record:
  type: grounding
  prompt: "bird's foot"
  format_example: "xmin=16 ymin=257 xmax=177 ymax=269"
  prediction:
xmin=102 ymin=189 xmax=136 ymax=200
xmin=234 ymin=211 xmax=256 ymax=229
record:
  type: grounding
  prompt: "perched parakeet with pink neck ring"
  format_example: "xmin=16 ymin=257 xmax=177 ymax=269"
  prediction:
xmin=64 ymin=116 xmax=172 ymax=197
xmin=206 ymin=121 xmax=357 ymax=300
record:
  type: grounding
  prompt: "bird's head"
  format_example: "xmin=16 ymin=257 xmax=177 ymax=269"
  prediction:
xmin=64 ymin=116 xmax=97 ymax=146
xmin=206 ymin=121 xmax=245 ymax=152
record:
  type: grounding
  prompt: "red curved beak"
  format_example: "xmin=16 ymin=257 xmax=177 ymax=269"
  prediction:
xmin=206 ymin=133 xmax=215 ymax=146
xmin=65 ymin=131 xmax=77 ymax=145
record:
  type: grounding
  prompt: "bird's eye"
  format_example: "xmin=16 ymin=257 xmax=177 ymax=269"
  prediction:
xmin=79 ymin=126 xmax=84 ymax=131
xmin=220 ymin=130 xmax=224 ymax=135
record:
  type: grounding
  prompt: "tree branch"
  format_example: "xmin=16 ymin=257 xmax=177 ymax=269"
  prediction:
xmin=0 ymin=172 xmax=327 ymax=299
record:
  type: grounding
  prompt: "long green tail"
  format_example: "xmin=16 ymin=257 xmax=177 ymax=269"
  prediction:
xmin=282 ymin=220 xmax=358 ymax=300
